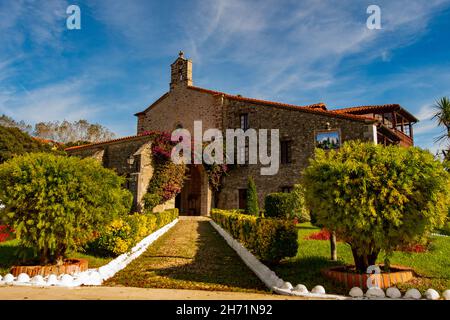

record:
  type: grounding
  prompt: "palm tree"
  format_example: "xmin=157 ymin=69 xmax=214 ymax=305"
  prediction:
xmin=432 ymin=97 xmax=450 ymax=159
xmin=433 ymin=97 xmax=450 ymax=142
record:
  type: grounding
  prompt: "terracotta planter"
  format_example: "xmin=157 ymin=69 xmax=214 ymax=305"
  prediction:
xmin=10 ymin=258 xmax=88 ymax=277
xmin=322 ymin=265 xmax=414 ymax=289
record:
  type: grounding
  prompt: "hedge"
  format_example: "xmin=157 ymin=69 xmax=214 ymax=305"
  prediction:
xmin=264 ymin=193 xmax=293 ymax=219
xmin=211 ymin=209 xmax=298 ymax=264
xmin=87 ymin=208 xmax=178 ymax=256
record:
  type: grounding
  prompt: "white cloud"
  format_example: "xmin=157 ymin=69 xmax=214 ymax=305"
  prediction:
xmin=0 ymin=0 xmax=69 ymax=56
xmin=0 ymin=79 xmax=101 ymax=124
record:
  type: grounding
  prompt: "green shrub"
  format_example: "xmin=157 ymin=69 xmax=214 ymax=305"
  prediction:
xmin=143 ymin=193 xmax=162 ymax=211
xmin=87 ymin=208 xmax=178 ymax=256
xmin=0 ymin=125 xmax=56 ymax=164
xmin=291 ymin=184 xmax=310 ymax=222
xmin=303 ymin=141 xmax=450 ymax=272
xmin=264 ymin=193 xmax=293 ymax=219
xmin=211 ymin=209 xmax=298 ymax=264
xmin=438 ymin=221 xmax=450 ymax=236
xmin=0 ymin=153 xmax=132 ymax=264
xmin=246 ymin=176 xmax=259 ymax=216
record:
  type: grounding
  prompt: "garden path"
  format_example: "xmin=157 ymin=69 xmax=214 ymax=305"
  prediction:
xmin=103 ymin=216 xmax=267 ymax=293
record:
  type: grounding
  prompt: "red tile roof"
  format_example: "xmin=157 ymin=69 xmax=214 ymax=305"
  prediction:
xmin=187 ymin=86 xmax=376 ymax=122
xmin=334 ymin=104 xmax=418 ymax=122
xmin=133 ymin=85 xmax=376 ymax=123
xmin=65 ymin=132 xmax=154 ymax=151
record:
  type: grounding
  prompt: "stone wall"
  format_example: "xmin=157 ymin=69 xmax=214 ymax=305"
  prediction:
xmin=136 ymin=86 xmax=223 ymax=135
xmin=217 ymin=98 xmax=376 ymax=210
xmin=66 ymin=136 xmax=175 ymax=212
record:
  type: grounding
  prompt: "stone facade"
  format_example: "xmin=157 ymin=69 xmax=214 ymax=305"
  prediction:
xmin=67 ymin=135 xmax=155 ymax=212
xmin=67 ymin=52 xmax=416 ymax=216
xmin=218 ymin=99 xmax=376 ymax=209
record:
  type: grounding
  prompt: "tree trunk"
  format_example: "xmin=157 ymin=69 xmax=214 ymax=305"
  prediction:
xmin=330 ymin=231 xmax=337 ymax=261
xmin=351 ymin=247 xmax=380 ymax=273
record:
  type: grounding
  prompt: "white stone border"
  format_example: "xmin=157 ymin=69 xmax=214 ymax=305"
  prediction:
xmin=209 ymin=220 xmax=348 ymax=300
xmin=0 ymin=218 xmax=179 ymax=288
xmin=431 ymin=233 xmax=449 ymax=238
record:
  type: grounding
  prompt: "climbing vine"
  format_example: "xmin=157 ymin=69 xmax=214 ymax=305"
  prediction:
xmin=142 ymin=131 xmax=231 ymax=211
xmin=143 ymin=131 xmax=186 ymax=211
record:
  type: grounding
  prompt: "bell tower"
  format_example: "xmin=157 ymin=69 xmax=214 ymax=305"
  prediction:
xmin=170 ymin=51 xmax=193 ymax=90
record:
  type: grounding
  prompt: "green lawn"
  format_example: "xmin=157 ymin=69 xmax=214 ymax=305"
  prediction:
xmin=272 ymin=223 xmax=450 ymax=295
xmin=104 ymin=219 xmax=267 ymax=293
xmin=0 ymin=239 xmax=112 ymax=275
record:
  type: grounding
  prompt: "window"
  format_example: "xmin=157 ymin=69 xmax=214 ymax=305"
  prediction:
xmin=281 ymin=140 xmax=292 ymax=164
xmin=240 ymin=114 xmax=249 ymax=131
xmin=238 ymin=189 xmax=247 ymax=210
xmin=281 ymin=186 xmax=293 ymax=193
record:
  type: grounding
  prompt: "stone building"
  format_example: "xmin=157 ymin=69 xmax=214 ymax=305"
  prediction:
xmin=66 ymin=52 xmax=418 ymax=216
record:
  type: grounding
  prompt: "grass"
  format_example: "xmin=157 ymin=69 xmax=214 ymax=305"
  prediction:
xmin=272 ymin=223 xmax=450 ymax=295
xmin=0 ymin=239 xmax=112 ymax=275
xmin=104 ymin=219 xmax=267 ymax=293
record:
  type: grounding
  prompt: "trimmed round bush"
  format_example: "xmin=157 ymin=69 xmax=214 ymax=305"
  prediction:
xmin=303 ymin=141 xmax=450 ymax=273
xmin=0 ymin=153 xmax=133 ymax=264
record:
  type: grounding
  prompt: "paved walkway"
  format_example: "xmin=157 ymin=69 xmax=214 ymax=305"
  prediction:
xmin=0 ymin=286 xmax=312 ymax=300
xmin=104 ymin=217 xmax=267 ymax=293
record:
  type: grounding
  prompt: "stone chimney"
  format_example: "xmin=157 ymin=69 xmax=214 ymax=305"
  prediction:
xmin=170 ymin=51 xmax=193 ymax=90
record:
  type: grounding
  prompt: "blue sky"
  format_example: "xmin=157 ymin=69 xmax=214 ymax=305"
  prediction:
xmin=0 ymin=0 xmax=450 ymax=154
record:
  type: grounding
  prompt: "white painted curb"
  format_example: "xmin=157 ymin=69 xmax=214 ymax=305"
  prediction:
xmin=0 ymin=218 xmax=179 ymax=288
xmin=209 ymin=220 xmax=348 ymax=300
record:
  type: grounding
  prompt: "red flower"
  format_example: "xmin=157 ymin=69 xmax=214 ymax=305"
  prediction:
xmin=305 ymin=229 xmax=331 ymax=240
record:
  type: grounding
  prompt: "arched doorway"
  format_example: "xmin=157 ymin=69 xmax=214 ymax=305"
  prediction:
xmin=176 ymin=165 xmax=211 ymax=216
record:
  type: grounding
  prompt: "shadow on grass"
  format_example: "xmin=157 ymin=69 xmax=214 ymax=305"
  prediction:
xmin=107 ymin=220 xmax=267 ymax=292
xmin=151 ymin=221 xmax=266 ymax=291
xmin=273 ymin=256 xmax=349 ymax=295
xmin=0 ymin=240 xmax=35 ymax=274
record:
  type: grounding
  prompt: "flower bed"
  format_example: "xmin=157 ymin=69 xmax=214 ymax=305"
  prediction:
xmin=305 ymin=229 xmax=331 ymax=240
xmin=0 ymin=225 xmax=13 ymax=243
xmin=1 ymin=210 xmax=179 ymax=286
xmin=10 ymin=258 xmax=88 ymax=277
xmin=86 ymin=208 xmax=179 ymax=256
xmin=322 ymin=265 xmax=415 ymax=289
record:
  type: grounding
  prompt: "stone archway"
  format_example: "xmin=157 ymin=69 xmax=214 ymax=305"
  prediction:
xmin=176 ymin=164 xmax=211 ymax=216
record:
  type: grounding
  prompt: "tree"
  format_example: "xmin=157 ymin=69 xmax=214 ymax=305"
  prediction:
xmin=432 ymin=97 xmax=450 ymax=157
xmin=303 ymin=141 xmax=450 ymax=273
xmin=0 ymin=153 xmax=133 ymax=264
xmin=0 ymin=125 xmax=55 ymax=164
xmin=291 ymin=184 xmax=310 ymax=222
xmin=0 ymin=114 xmax=32 ymax=134
xmin=34 ymin=119 xmax=116 ymax=144
xmin=246 ymin=176 xmax=260 ymax=216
